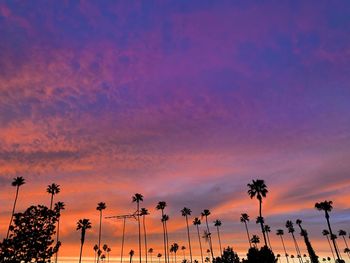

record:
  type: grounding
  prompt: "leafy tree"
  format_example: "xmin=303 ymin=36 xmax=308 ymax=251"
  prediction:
xmin=214 ymin=247 xmax=240 ymax=263
xmin=244 ymin=246 xmax=277 ymax=263
xmin=0 ymin=205 xmax=60 ymax=262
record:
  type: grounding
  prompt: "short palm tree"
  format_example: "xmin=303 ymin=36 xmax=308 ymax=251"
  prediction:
xmin=247 ymin=179 xmax=268 ymax=246
xmin=94 ymin=244 xmax=99 ymax=263
xmin=285 ymin=220 xmax=302 ymax=263
xmin=201 ymin=209 xmax=214 ymax=260
xmin=148 ymin=248 xmax=154 ymax=263
xmin=181 ymin=246 xmax=186 ymax=261
xmin=140 ymin=208 xmax=149 ymax=263
xmin=133 ymin=194 xmax=144 ymax=263
xmin=214 ymin=220 xmax=223 ymax=256
xmin=276 ymin=229 xmax=289 ymax=263
xmin=322 ymin=229 xmax=335 ymax=262
xmin=77 ymin=219 xmax=92 ymax=263
xmin=338 ymin=230 xmax=350 ymax=259
xmin=296 ymin=219 xmax=318 ymax=263
xmin=157 ymin=253 xmax=162 ymax=263
xmin=47 ymin=183 xmax=60 ymax=209
xmin=130 ymin=250 xmax=135 ymax=263
xmin=251 ymin=235 xmax=260 ymax=248
xmin=162 ymin=214 xmax=170 ymax=263
xmin=170 ymin=243 xmax=179 ymax=263
xmin=240 ymin=213 xmax=252 ymax=248
xmin=7 ymin=176 xmax=25 ymax=238
xmin=156 ymin=201 xmax=168 ymax=263
xmin=97 ymin=202 xmax=107 ymax=263
xmin=181 ymin=207 xmax=193 ymax=263
xmin=315 ymin=201 xmax=341 ymax=261
xmin=193 ymin=217 xmax=204 ymax=263
xmin=54 ymin=201 xmax=65 ymax=263
xmin=264 ymin=224 xmax=272 ymax=249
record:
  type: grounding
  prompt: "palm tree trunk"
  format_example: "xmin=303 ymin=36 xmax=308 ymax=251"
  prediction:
xmin=325 ymin=212 xmax=341 ymax=261
xmin=79 ymin=235 xmax=85 ymax=263
xmin=185 ymin=215 xmax=193 ymax=263
xmin=280 ymin=236 xmax=290 ymax=263
xmin=266 ymin=231 xmax=272 ymax=250
xmin=95 ymin=251 xmax=97 ymax=263
xmin=55 ymin=218 xmax=61 ymax=263
xmin=174 ymin=253 xmax=177 ymax=263
xmin=291 ymin=233 xmax=303 ymax=263
xmin=143 ymin=215 xmax=148 ymax=263
xmin=258 ymin=199 xmax=268 ymax=246
xmin=216 ymin=226 xmax=223 ymax=257
xmin=244 ymin=222 xmax=252 ymax=248
xmin=50 ymin=193 xmax=54 ymax=210
xmin=196 ymin=225 xmax=204 ymax=263
xmin=161 ymin=210 xmax=167 ymax=263
xmin=7 ymin=186 xmax=20 ymax=238
xmin=121 ymin=217 xmax=126 ymax=263
xmin=325 ymin=235 xmax=336 ymax=262
xmin=342 ymin=236 xmax=350 ymax=259
xmin=165 ymin=220 xmax=170 ymax=263
xmin=137 ymin=203 xmax=141 ymax=263
xmin=97 ymin=210 xmax=103 ymax=263
xmin=205 ymin=216 xmax=214 ymax=260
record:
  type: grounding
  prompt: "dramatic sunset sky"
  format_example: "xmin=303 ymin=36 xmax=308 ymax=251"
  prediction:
xmin=1 ymin=1 xmax=350 ymax=262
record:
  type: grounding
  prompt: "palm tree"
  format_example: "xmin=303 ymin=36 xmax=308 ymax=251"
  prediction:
xmin=322 ymin=229 xmax=336 ymax=262
xmin=148 ymin=248 xmax=154 ymax=263
xmin=77 ymin=219 xmax=92 ymax=263
xmin=193 ymin=217 xmax=204 ymax=263
xmin=295 ymin=219 xmax=318 ymax=263
xmin=6 ymin=176 xmax=25 ymax=238
xmin=162 ymin=214 xmax=170 ymax=263
xmin=264 ymin=225 xmax=272 ymax=249
xmin=181 ymin=207 xmax=193 ymax=263
xmin=107 ymin=247 xmax=111 ymax=263
xmin=213 ymin=220 xmax=223 ymax=256
xmin=133 ymin=194 xmax=144 ymax=263
xmin=338 ymin=230 xmax=350 ymax=259
xmin=47 ymin=183 xmax=60 ymax=209
xmin=276 ymin=229 xmax=289 ymax=263
xmin=240 ymin=213 xmax=252 ymax=248
xmin=315 ymin=201 xmax=342 ymax=262
xmin=156 ymin=201 xmax=168 ymax=263
xmin=140 ymin=208 xmax=149 ymax=263
xmin=97 ymin=202 xmax=107 ymax=263
xmin=130 ymin=250 xmax=135 ymax=263
xmin=285 ymin=220 xmax=303 ymax=263
xmin=181 ymin=246 xmax=186 ymax=261
xmin=247 ymin=179 xmax=268 ymax=246
xmin=54 ymin=201 xmax=65 ymax=263
xmin=170 ymin=243 xmax=179 ymax=263
xmin=344 ymin=248 xmax=350 ymax=259
xmin=94 ymin=244 xmax=99 ymax=263
xmin=201 ymin=209 xmax=214 ymax=260
xmin=157 ymin=253 xmax=162 ymax=263
xmin=251 ymin=235 xmax=260 ymax=248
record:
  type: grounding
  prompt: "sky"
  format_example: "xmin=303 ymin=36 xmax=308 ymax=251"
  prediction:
xmin=0 ymin=0 xmax=350 ymax=262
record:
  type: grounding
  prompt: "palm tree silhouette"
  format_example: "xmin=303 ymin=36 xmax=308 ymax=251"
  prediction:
xmin=162 ymin=214 xmax=170 ymax=263
xmin=181 ymin=207 xmax=193 ymax=263
xmin=247 ymin=179 xmax=268 ymax=246
xmin=181 ymin=246 xmax=186 ymax=261
xmin=193 ymin=217 xmax=204 ymax=263
xmin=285 ymin=220 xmax=303 ymax=263
xmin=213 ymin=219 xmax=223 ymax=257
xmin=264 ymin=224 xmax=272 ymax=249
xmin=7 ymin=176 xmax=25 ymax=238
xmin=107 ymin=247 xmax=111 ymax=263
xmin=157 ymin=253 xmax=162 ymax=263
xmin=47 ymin=183 xmax=60 ymax=210
xmin=338 ymin=230 xmax=350 ymax=259
xmin=170 ymin=243 xmax=179 ymax=263
xmin=54 ymin=201 xmax=65 ymax=263
xmin=96 ymin=202 xmax=107 ymax=263
xmin=94 ymin=244 xmax=99 ymax=263
xmin=240 ymin=213 xmax=252 ymax=248
xmin=140 ymin=208 xmax=150 ymax=263
xmin=77 ymin=218 xmax=92 ymax=263
xmin=295 ymin=219 xmax=318 ymax=263
xmin=315 ymin=201 xmax=342 ymax=262
xmin=276 ymin=229 xmax=289 ymax=263
xmin=251 ymin=234 xmax=260 ymax=248
xmin=133 ymin=194 xmax=144 ymax=263
xmin=130 ymin=249 xmax=135 ymax=263
xmin=201 ymin=209 xmax=214 ymax=260
xmin=148 ymin=248 xmax=154 ymax=263
xmin=156 ymin=201 xmax=168 ymax=263
xmin=322 ymin=229 xmax=335 ymax=262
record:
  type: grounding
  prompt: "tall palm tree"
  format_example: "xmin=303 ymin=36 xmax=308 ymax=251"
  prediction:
xmin=94 ymin=244 xmax=99 ymax=263
xmin=47 ymin=183 xmax=60 ymax=209
xmin=285 ymin=220 xmax=303 ymax=263
xmin=130 ymin=250 xmax=135 ymax=263
xmin=148 ymin=248 xmax=154 ymax=263
xmin=251 ymin=235 xmax=260 ymax=248
xmin=156 ymin=201 xmax=168 ymax=263
xmin=7 ymin=176 xmax=25 ymax=238
xmin=140 ymin=208 xmax=150 ymax=263
xmin=170 ymin=243 xmax=179 ymax=263
xmin=240 ymin=213 xmax=252 ymax=248
xmin=162 ymin=214 xmax=170 ymax=263
xmin=276 ymin=229 xmax=289 ymax=263
xmin=54 ymin=201 xmax=65 ymax=263
xmin=295 ymin=219 xmax=318 ymax=263
xmin=181 ymin=207 xmax=193 ymax=263
xmin=264 ymin=224 xmax=272 ymax=249
xmin=247 ymin=179 xmax=268 ymax=246
xmin=77 ymin=219 xmax=92 ymax=263
xmin=97 ymin=202 xmax=107 ymax=263
xmin=213 ymin=220 xmax=223 ymax=257
xmin=133 ymin=194 xmax=144 ymax=263
xmin=193 ymin=217 xmax=204 ymax=263
xmin=315 ymin=201 xmax=342 ymax=262
xmin=338 ymin=230 xmax=350 ymax=259
xmin=322 ymin=230 xmax=335 ymax=262
xmin=201 ymin=209 xmax=214 ymax=260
